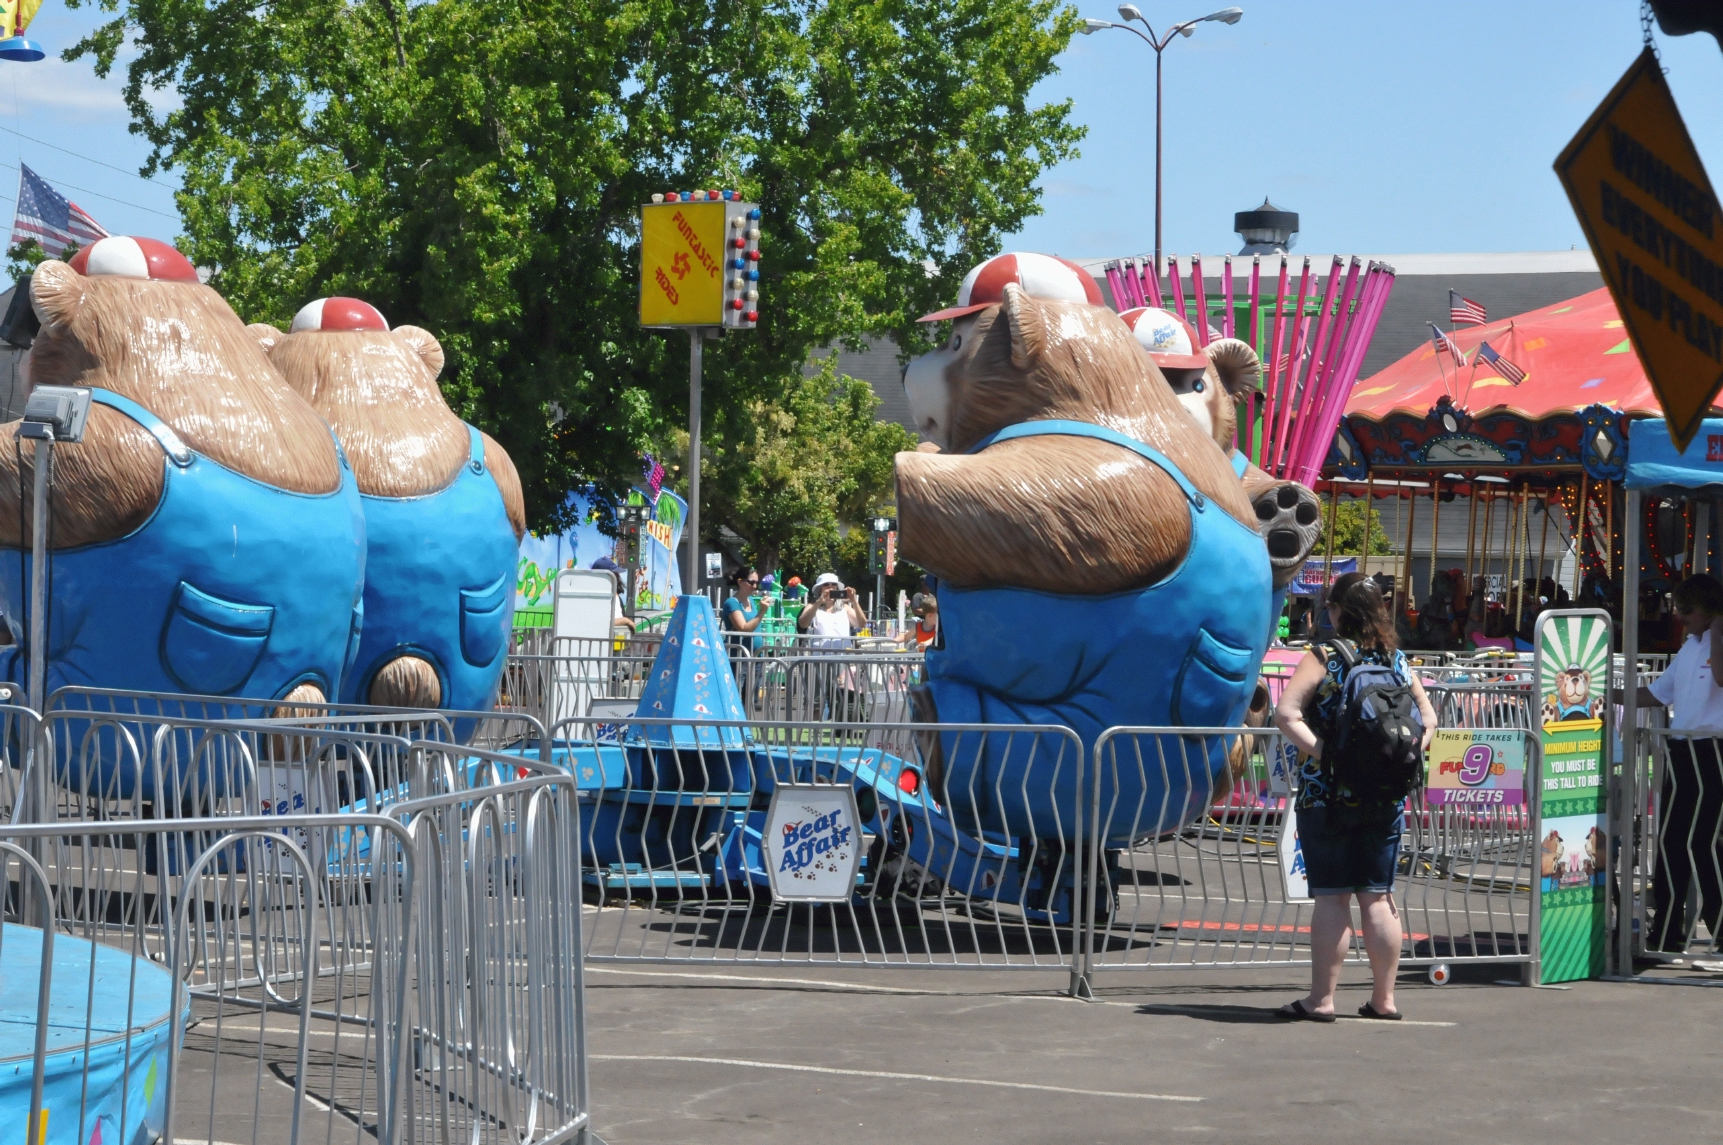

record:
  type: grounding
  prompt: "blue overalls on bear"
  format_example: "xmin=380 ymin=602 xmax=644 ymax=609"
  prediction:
xmin=1 ymin=388 xmax=366 ymax=798
xmin=340 ymin=424 xmax=519 ymax=723
xmin=925 ymin=420 xmax=1272 ymax=844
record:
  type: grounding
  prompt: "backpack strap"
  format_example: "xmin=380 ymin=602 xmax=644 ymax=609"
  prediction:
xmin=1327 ymin=637 xmax=1358 ymax=673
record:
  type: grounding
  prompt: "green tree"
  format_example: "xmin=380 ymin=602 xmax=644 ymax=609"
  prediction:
xmin=66 ymin=0 xmax=1082 ymax=537
xmin=677 ymin=356 xmax=914 ymax=573
xmin=1321 ymin=499 xmax=1395 ymax=556
xmin=6 ymin=239 xmax=76 ymax=285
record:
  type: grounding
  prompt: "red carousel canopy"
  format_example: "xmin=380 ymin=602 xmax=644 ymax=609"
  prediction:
xmin=1328 ymin=288 xmax=1697 ymax=480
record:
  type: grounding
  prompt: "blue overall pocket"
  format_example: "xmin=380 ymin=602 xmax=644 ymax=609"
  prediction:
xmin=1169 ymin=627 xmax=1253 ymax=727
xmin=160 ymin=581 xmax=274 ymax=695
xmin=459 ymin=572 xmax=510 ymax=667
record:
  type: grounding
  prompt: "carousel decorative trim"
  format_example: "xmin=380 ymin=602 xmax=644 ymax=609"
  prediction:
xmin=1326 ymin=397 xmax=1629 ymax=480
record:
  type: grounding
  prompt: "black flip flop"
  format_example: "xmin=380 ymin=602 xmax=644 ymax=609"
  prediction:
xmin=1357 ymin=1002 xmax=1402 ymax=1020
xmin=1275 ymin=999 xmax=1336 ymax=1023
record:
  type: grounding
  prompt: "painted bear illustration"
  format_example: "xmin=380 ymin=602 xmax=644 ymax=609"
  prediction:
xmin=1541 ymin=830 xmax=1564 ymax=878
xmin=259 ymin=298 xmax=525 ymax=714
xmin=1118 ymin=307 xmax=1324 ymax=593
xmin=899 ymin=265 xmax=1272 ymax=842
xmin=1 ymin=238 xmax=365 ymax=786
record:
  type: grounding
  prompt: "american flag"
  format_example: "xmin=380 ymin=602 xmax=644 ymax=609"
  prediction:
xmin=1449 ymin=290 xmax=1486 ymax=326
xmin=1427 ymin=322 xmax=1466 ymax=366
xmin=1474 ymin=341 xmax=1526 ymax=384
xmin=642 ymin=453 xmax=665 ymax=501
xmin=10 ymin=164 xmax=109 ymax=259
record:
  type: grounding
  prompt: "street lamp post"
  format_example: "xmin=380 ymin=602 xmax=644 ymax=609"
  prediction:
xmin=1081 ymin=6 xmax=1242 ymax=278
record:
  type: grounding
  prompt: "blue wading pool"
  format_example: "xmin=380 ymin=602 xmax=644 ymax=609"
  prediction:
xmin=0 ymin=924 xmax=179 ymax=1145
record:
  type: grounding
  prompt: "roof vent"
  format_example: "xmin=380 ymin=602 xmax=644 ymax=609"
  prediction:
xmin=1235 ymin=197 xmax=1299 ymax=255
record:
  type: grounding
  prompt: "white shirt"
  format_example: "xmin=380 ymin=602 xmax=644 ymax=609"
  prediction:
xmin=1648 ymin=629 xmax=1723 ymax=734
xmin=808 ymin=605 xmax=853 ymax=650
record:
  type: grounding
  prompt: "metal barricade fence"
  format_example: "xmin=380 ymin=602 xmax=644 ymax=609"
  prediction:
xmin=1624 ymin=727 xmax=1723 ymax=967
xmin=1081 ymin=727 xmax=1539 ymax=982
xmin=0 ymin=774 xmax=592 ymax=1145
xmin=1423 ymin=683 xmax=1537 ymax=730
xmin=0 ymin=702 xmax=45 ymax=823
xmin=502 ymin=653 xmax=660 ymax=729
xmin=547 ymin=715 xmax=1086 ymax=982
xmin=779 ymin=654 xmax=924 ymax=725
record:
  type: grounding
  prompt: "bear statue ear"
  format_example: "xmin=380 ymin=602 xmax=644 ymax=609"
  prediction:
xmin=1204 ymin=337 xmax=1261 ymax=400
xmin=30 ymin=260 xmax=84 ymax=331
xmin=392 ymin=325 xmax=445 ymax=379
xmin=245 ymin=322 xmax=285 ymax=356
xmin=1000 ymin=282 xmax=1045 ymax=371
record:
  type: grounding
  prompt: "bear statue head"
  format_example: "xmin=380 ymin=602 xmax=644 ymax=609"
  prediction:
xmin=1118 ymin=307 xmax=1262 ymax=453
xmin=896 ymin=284 xmax=1255 ymax=595
xmin=25 ymin=239 xmax=342 ymax=496
xmin=260 ymin=297 xmax=525 ymax=538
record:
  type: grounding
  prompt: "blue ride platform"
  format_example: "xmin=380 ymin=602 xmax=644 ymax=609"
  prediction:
xmin=0 ymin=923 xmax=180 ymax=1145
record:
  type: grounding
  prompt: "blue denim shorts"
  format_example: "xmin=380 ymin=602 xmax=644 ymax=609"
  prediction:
xmin=1298 ymin=804 xmax=1404 ymax=895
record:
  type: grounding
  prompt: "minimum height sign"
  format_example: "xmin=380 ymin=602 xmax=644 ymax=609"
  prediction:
xmin=1533 ymin=611 xmax=1612 ymax=984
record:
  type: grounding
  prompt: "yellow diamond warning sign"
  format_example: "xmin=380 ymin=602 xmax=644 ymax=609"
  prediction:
xmin=1556 ymin=48 xmax=1723 ymax=454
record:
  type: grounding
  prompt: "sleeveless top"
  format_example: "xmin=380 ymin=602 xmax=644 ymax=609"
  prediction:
xmin=925 ymin=420 xmax=1272 ymax=843
xmin=340 ymin=424 xmax=519 ymax=718
xmin=1295 ymin=641 xmax=1412 ymax=811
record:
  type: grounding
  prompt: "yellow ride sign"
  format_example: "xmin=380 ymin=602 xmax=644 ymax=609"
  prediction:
xmin=639 ymin=197 xmax=760 ymax=329
xmin=1556 ymin=48 xmax=1723 ymax=454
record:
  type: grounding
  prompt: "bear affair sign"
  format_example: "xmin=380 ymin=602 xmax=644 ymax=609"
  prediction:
xmin=762 ymin=785 xmax=862 ymax=902
xmin=639 ymin=196 xmax=761 ymax=329
xmin=1556 ymin=47 xmax=1723 ymax=454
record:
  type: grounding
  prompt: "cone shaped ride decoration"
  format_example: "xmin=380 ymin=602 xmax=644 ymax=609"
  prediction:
xmin=633 ymin=595 xmax=750 ymax=748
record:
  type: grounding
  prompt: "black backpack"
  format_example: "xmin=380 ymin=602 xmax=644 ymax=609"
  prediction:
xmin=1322 ymin=639 xmax=1425 ymax=805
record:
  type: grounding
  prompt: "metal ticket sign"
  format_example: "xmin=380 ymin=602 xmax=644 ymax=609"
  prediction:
xmin=1555 ymin=48 xmax=1723 ymax=454
xmin=762 ymin=784 xmax=862 ymax=902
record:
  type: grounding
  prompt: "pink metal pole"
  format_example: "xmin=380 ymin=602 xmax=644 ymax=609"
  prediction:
xmin=1292 ymin=264 xmax=1397 ymax=486
xmin=1287 ymin=257 xmax=1362 ymax=474
xmin=1248 ymin=256 xmax=1264 ymax=462
xmin=1222 ymin=256 xmax=1235 ymax=339
xmin=1291 ymin=266 xmax=1386 ymax=485
xmin=1260 ymin=258 xmax=1291 ymax=476
xmin=1140 ymin=259 xmax=1163 ymax=309
xmin=1192 ymin=256 xmax=1209 ymax=346
xmin=1127 ymin=260 xmax=1147 ymax=308
xmin=1169 ymin=256 xmax=1189 ymax=324
xmin=1269 ymin=257 xmax=1313 ymax=476
xmin=1283 ymin=256 xmax=1346 ymax=471
xmin=1104 ymin=262 xmax=1128 ymax=311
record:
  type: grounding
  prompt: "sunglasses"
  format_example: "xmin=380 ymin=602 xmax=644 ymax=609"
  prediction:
xmin=745 ymin=579 xmax=759 ymax=586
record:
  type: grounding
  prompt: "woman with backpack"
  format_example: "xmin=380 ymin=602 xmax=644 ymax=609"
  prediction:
xmin=1273 ymin=573 xmax=1436 ymax=1021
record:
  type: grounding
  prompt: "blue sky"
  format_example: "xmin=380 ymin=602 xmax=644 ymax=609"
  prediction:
xmin=5 ymin=1 xmax=1723 ymax=275
xmin=1016 ymin=1 xmax=1723 ymax=258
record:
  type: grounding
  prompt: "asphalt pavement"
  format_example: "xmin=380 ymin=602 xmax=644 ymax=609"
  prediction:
xmin=583 ymin=960 xmax=1723 ymax=1145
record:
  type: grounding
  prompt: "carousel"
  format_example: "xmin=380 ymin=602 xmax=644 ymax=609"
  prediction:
xmin=1313 ymin=286 xmax=1718 ymax=656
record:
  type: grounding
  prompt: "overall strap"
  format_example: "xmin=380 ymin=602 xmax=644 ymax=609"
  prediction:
xmin=968 ymin=419 xmax=1205 ymax=509
xmin=89 ymin=388 xmax=193 ymax=467
xmin=465 ymin=424 xmax=486 ymax=474
xmin=1229 ymin=448 xmax=1249 ymax=479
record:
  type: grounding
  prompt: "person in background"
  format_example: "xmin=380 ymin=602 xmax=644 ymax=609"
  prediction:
xmin=898 ymin=592 xmax=938 ymax=649
xmin=590 ymin=555 xmax=636 ymax=634
xmin=1274 ymin=572 xmax=1436 ymax=1021
xmin=721 ymin=566 xmax=764 ymax=653
xmin=798 ymin=572 xmax=864 ymax=649
xmin=1615 ymin=573 xmax=1723 ymax=954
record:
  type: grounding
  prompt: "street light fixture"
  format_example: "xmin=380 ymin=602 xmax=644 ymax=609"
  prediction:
xmin=1080 ymin=6 xmax=1244 ymax=276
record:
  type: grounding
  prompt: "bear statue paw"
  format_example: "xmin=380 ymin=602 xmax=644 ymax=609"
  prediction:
xmin=1253 ymin=481 xmax=1323 ymax=589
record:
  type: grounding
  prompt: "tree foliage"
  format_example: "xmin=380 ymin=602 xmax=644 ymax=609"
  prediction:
xmin=1321 ymin=499 xmax=1396 ymax=556
xmin=66 ymin=0 xmax=1082 ymax=538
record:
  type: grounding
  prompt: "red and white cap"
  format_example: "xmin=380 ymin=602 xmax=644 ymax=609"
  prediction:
xmin=67 ymin=236 xmax=200 ymax=283
xmin=1117 ymin=307 xmax=1208 ymax=371
xmin=290 ymin=297 xmax=389 ymax=333
xmin=918 ymin=252 xmax=1103 ymax=322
